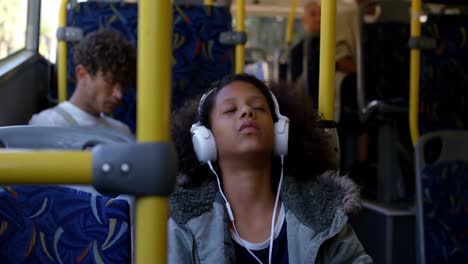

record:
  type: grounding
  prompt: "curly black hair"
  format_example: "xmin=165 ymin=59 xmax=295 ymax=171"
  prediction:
xmin=73 ymin=28 xmax=136 ymax=89
xmin=171 ymin=73 xmax=336 ymax=187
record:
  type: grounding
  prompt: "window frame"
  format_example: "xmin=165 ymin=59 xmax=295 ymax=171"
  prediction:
xmin=0 ymin=0 xmax=40 ymax=78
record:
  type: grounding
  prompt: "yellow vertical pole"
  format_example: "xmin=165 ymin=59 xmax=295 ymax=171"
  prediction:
xmin=235 ymin=0 xmax=245 ymax=74
xmin=136 ymin=0 xmax=172 ymax=263
xmin=206 ymin=0 xmax=213 ymax=15
xmin=58 ymin=0 xmax=68 ymax=102
xmin=318 ymin=0 xmax=337 ymax=120
xmin=410 ymin=0 xmax=422 ymax=145
xmin=285 ymin=0 xmax=299 ymax=46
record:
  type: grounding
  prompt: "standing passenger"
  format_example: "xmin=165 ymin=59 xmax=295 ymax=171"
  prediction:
xmin=290 ymin=0 xmax=321 ymax=104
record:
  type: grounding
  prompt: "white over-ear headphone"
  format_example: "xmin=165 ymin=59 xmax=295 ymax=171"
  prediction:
xmin=190 ymin=88 xmax=290 ymax=163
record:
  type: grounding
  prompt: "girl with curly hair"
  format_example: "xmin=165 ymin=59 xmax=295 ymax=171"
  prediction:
xmin=168 ymin=73 xmax=371 ymax=264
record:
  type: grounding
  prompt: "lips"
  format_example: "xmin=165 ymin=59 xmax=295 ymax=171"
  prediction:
xmin=239 ymin=121 xmax=258 ymax=133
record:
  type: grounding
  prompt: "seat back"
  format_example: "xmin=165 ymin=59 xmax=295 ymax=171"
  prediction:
xmin=419 ymin=13 xmax=468 ymax=134
xmin=356 ymin=0 xmax=411 ymax=121
xmin=66 ymin=1 xmax=138 ymax=132
xmin=0 ymin=126 xmax=133 ymax=263
xmin=64 ymin=1 xmax=233 ymax=132
xmin=415 ymin=131 xmax=468 ymax=264
xmin=172 ymin=3 xmax=233 ymax=109
xmin=0 ymin=185 xmax=131 ymax=263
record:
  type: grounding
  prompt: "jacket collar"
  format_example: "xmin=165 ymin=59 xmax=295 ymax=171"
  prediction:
xmin=169 ymin=170 xmax=360 ymax=233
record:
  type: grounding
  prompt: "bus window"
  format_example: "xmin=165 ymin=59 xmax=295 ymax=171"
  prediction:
xmin=0 ymin=0 xmax=28 ymax=61
xmin=236 ymin=16 xmax=303 ymax=63
xmin=39 ymin=0 xmax=61 ymax=62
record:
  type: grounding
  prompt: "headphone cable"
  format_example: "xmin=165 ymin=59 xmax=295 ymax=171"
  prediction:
xmin=208 ymin=160 xmax=284 ymax=264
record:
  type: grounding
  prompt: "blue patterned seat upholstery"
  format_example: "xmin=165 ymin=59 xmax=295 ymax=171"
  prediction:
xmin=0 ymin=127 xmax=133 ymax=263
xmin=66 ymin=2 xmax=138 ymax=133
xmin=415 ymin=18 xmax=468 ymax=264
xmin=65 ymin=2 xmax=233 ymax=132
xmin=416 ymin=131 xmax=468 ymax=264
xmin=0 ymin=185 xmax=130 ymax=263
xmin=420 ymin=162 xmax=468 ymax=263
xmin=420 ymin=15 xmax=468 ymax=134
xmin=172 ymin=4 xmax=233 ymax=108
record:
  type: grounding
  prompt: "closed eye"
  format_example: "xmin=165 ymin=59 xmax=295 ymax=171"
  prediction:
xmin=254 ymin=107 xmax=266 ymax=112
xmin=223 ymin=108 xmax=236 ymax=114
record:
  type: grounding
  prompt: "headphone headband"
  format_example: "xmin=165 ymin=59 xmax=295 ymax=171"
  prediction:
xmin=268 ymin=90 xmax=286 ymax=121
xmin=191 ymin=86 xmax=290 ymax=162
xmin=197 ymin=88 xmax=217 ymax=119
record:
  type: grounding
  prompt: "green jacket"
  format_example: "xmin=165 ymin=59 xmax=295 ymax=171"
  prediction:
xmin=168 ymin=171 xmax=373 ymax=263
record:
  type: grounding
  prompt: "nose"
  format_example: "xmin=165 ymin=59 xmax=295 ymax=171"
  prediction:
xmin=112 ymin=85 xmax=123 ymax=101
xmin=240 ymin=106 xmax=255 ymax=119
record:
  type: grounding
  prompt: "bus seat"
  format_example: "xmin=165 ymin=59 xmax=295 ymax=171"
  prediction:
xmin=0 ymin=126 xmax=133 ymax=263
xmin=354 ymin=0 xmax=415 ymax=204
xmin=63 ymin=1 xmax=233 ymax=131
xmin=0 ymin=126 xmax=134 ymax=149
xmin=356 ymin=0 xmax=410 ymax=123
xmin=415 ymin=131 xmax=468 ymax=264
xmin=419 ymin=13 xmax=468 ymax=134
xmin=65 ymin=1 xmax=138 ymax=132
xmin=172 ymin=3 xmax=233 ymax=109
xmin=0 ymin=186 xmax=130 ymax=263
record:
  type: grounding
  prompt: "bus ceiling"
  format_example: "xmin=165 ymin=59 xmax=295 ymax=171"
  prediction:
xmin=231 ymin=0 xmax=357 ymax=17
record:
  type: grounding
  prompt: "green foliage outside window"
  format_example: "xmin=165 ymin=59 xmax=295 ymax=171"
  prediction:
xmin=0 ymin=0 xmax=27 ymax=61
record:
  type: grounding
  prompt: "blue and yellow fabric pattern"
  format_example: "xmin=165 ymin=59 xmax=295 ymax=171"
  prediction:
xmin=420 ymin=15 xmax=468 ymax=133
xmin=0 ymin=186 xmax=130 ymax=263
xmin=421 ymin=161 xmax=468 ymax=264
xmin=172 ymin=4 xmax=233 ymax=109
xmin=66 ymin=2 xmax=233 ymax=133
xmin=66 ymin=2 xmax=138 ymax=133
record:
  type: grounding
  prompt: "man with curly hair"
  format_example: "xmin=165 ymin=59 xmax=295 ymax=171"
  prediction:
xmin=29 ymin=28 xmax=136 ymax=136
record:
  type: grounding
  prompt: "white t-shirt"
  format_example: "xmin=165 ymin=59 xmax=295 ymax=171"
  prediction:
xmin=334 ymin=3 xmax=380 ymax=122
xmin=29 ymin=101 xmax=132 ymax=136
xmin=334 ymin=4 xmax=359 ymax=122
xmin=336 ymin=4 xmax=358 ymax=63
xmin=231 ymin=202 xmax=286 ymax=250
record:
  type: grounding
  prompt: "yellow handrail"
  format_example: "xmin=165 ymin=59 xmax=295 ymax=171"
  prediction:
xmin=136 ymin=0 xmax=172 ymax=263
xmin=410 ymin=0 xmax=422 ymax=145
xmin=235 ymin=0 xmax=245 ymax=74
xmin=318 ymin=0 xmax=336 ymax=120
xmin=285 ymin=0 xmax=299 ymax=46
xmin=0 ymin=151 xmax=92 ymax=184
xmin=58 ymin=0 xmax=69 ymax=102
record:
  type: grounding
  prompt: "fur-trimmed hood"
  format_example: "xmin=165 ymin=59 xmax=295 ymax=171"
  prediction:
xmin=170 ymin=170 xmax=360 ymax=232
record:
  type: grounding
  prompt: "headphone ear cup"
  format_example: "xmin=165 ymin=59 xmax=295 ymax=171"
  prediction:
xmin=191 ymin=124 xmax=217 ymax=162
xmin=274 ymin=116 xmax=289 ymax=156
